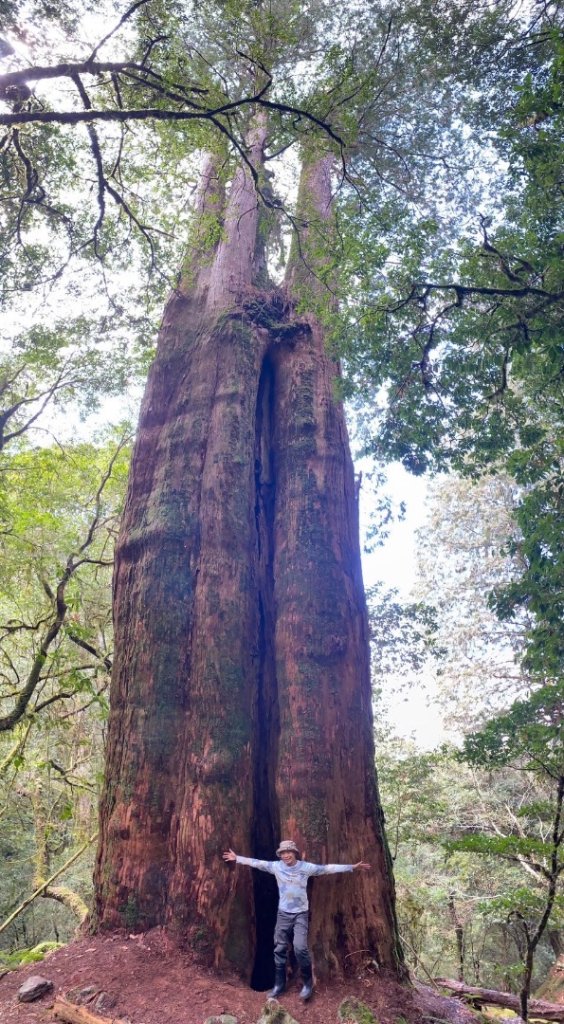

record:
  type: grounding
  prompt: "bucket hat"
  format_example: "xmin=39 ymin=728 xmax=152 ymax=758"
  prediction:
xmin=276 ymin=840 xmax=300 ymax=857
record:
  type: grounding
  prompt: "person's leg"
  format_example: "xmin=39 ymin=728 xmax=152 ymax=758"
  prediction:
xmin=293 ymin=911 xmax=313 ymax=999
xmin=270 ymin=910 xmax=294 ymax=997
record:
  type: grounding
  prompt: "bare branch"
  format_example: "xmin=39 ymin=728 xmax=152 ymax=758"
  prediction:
xmin=65 ymin=630 xmax=112 ymax=672
xmin=88 ymin=0 xmax=154 ymax=62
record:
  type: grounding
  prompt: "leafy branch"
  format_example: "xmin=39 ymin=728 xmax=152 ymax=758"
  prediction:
xmin=0 ymin=440 xmax=125 ymax=732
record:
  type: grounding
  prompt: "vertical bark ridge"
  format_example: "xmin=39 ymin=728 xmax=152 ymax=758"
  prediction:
xmin=206 ymin=115 xmax=268 ymax=310
xmin=270 ymin=317 xmax=401 ymax=974
xmin=184 ymin=154 xmax=225 ymax=302
xmin=95 ymin=310 xmax=224 ymax=930
xmin=266 ymin=149 xmax=402 ymax=975
xmin=165 ymin=313 xmax=268 ymax=965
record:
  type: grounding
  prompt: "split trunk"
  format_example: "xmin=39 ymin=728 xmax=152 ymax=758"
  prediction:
xmin=94 ymin=129 xmax=402 ymax=986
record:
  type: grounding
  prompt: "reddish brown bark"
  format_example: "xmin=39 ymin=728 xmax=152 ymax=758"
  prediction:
xmin=94 ymin=130 xmax=402 ymax=984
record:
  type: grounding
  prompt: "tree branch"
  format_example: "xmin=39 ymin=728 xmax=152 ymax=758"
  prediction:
xmin=0 ymin=832 xmax=98 ymax=937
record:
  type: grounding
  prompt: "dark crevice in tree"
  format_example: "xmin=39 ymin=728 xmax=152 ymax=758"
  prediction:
xmin=251 ymin=352 xmax=280 ymax=991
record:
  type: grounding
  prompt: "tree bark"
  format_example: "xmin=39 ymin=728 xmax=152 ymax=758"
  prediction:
xmin=447 ymin=891 xmax=465 ymax=981
xmin=536 ymin=948 xmax=564 ymax=1004
xmin=53 ymin=997 xmax=116 ymax=1024
xmin=94 ymin=130 xmax=402 ymax=984
xmin=435 ymin=979 xmax=564 ymax=1021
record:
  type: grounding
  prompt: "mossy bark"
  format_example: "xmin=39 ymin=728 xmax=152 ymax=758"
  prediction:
xmin=94 ymin=132 xmax=403 ymax=982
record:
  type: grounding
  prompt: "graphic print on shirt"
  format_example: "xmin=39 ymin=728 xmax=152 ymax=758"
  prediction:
xmin=235 ymin=857 xmax=352 ymax=913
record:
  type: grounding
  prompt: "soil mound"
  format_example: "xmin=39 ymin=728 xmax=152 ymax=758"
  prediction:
xmin=0 ymin=931 xmax=478 ymax=1024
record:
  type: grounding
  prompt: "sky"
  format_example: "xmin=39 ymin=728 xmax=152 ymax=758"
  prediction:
xmin=359 ymin=464 xmax=450 ymax=749
xmin=361 ymin=464 xmax=427 ymax=598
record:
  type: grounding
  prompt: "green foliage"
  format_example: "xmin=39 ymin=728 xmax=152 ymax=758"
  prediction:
xmin=455 ymin=680 xmax=564 ymax=1016
xmin=340 ymin=15 xmax=563 ymax=686
xmin=0 ymin=725 xmax=100 ymax=952
xmin=0 ymin=941 xmax=64 ymax=971
xmin=367 ymin=582 xmax=442 ymax=680
xmin=0 ymin=433 xmax=129 ymax=744
xmin=376 ymin=729 xmax=561 ymax=989
xmin=461 ymin=681 xmax=564 ymax=775
xmin=490 ymin=476 xmax=563 ymax=681
xmin=345 ymin=20 xmax=563 ymax=468
xmin=446 ymin=834 xmax=553 ymax=861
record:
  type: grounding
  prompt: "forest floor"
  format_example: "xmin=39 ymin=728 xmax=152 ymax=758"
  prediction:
xmin=0 ymin=930 xmax=480 ymax=1024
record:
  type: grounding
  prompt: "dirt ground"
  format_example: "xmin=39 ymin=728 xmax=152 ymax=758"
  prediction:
xmin=0 ymin=930 xmax=479 ymax=1024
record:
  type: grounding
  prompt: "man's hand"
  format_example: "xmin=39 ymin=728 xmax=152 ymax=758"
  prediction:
xmin=352 ymin=862 xmax=371 ymax=871
xmin=223 ymin=848 xmax=237 ymax=862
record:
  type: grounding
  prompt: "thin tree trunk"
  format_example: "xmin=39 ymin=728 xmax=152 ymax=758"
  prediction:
xmin=448 ymin=892 xmax=465 ymax=982
xmin=41 ymin=885 xmax=89 ymax=922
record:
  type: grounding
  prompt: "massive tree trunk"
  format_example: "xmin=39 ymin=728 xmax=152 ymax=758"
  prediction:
xmin=94 ymin=127 xmax=403 ymax=985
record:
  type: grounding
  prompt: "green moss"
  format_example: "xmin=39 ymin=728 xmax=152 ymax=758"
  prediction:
xmin=189 ymin=920 xmax=215 ymax=957
xmin=0 ymin=942 xmax=65 ymax=971
xmin=338 ymin=996 xmax=378 ymax=1024
xmin=213 ymin=315 xmax=254 ymax=354
xmin=119 ymin=892 xmax=140 ymax=930
xmin=304 ymin=795 xmax=329 ymax=844
xmin=257 ymin=1004 xmax=300 ymax=1024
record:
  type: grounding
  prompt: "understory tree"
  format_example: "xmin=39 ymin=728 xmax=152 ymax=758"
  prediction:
xmin=458 ymin=683 xmax=564 ymax=1020
xmin=375 ymin=733 xmax=561 ymax=999
xmin=0 ymin=437 xmax=126 ymax=955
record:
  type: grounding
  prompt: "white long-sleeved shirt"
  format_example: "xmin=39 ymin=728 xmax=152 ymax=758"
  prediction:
xmin=235 ymin=856 xmax=353 ymax=913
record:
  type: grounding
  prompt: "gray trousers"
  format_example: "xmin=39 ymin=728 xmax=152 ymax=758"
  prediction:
xmin=273 ymin=909 xmax=311 ymax=972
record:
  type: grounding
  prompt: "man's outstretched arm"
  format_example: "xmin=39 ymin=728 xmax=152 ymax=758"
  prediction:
xmin=222 ymin=848 xmax=276 ymax=873
xmin=305 ymin=860 xmax=371 ymax=877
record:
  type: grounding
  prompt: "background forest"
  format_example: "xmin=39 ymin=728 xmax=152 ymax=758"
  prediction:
xmin=0 ymin=0 xmax=562 ymax=1014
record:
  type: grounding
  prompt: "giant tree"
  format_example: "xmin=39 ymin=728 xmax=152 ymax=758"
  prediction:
xmin=2 ymin=0 xmax=540 ymax=987
xmin=50 ymin=0 xmax=494 ymax=983
xmin=93 ymin=141 xmax=404 ymax=991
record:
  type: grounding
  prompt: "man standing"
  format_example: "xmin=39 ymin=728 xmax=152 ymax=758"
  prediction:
xmin=223 ymin=840 xmax=370 ymax=1000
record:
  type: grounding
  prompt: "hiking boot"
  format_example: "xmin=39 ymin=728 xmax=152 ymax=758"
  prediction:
xmin=299 ymin=968 xmax=313 ymax=1000
xmin=269 ymin=967 xmax=286 ymax=999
